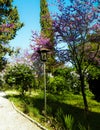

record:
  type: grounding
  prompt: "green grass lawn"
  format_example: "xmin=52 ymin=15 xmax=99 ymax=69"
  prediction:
xmin=5 ymin=89 xmax=100 ymax=130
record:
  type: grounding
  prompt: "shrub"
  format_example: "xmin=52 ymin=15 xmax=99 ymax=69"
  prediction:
xmin=88 ymin=66 xmax=100 ymax=100
xmin=4 ymin=63 xmax=35 ymax=95
xmin=47 ymin=76 xmax=66 ymax=94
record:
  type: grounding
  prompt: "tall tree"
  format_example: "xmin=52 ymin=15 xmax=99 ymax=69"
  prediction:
xmin=40 ymin=0 xmax=54 ymax=45
xmin=0 ymin=0 xmax=23 ymax=71
xmin=53 ymin=0 xmax=100 ymax=112
xmin=40 ymin=0 xmax=60 ymax=72
xmin=0 ymin=0 xmax=23 ymax=43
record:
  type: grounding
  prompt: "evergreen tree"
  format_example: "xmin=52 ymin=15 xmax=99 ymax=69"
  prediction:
xmin=0 ymin=0 xmax=23 ymax=71
xmin=0 ymin=0 xmax=23 ymax=43
xmin=40 ymin=0 xmax=62 ymax=72
xmin=40 ymin=0 xmax=54 ymax=44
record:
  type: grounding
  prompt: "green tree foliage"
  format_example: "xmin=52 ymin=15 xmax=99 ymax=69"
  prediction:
xmin=48 ymin=76 xmax=66 ymax=94
xmin=87 ymin=29 xmax=100 ymax=66
xmin=40 ymin=0 xmax=54 ymax=45
xmin=4 ymin=64 xmax=35 ymax=94
xmin=47 ymin=67 xmax=80 ymax=94
xmin=40 ymin=0 xmax=61 ymax=72
xmin=0 ymin=45 xmax=7 ymax=71
xmin=0 ymin=0 xmax=23 ymax=43
xmin=0 ymin=0 xmax=23 ymax=72
xmin=88 ymin=65 xmax=100 ymax=100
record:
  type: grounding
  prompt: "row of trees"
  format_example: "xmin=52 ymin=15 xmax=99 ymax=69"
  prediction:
xmin=3 ymin=60 xmax=100 ymax=100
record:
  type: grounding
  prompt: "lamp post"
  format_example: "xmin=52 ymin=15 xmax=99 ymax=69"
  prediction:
xmin=38 ymin=48 xmax=49 ymax=117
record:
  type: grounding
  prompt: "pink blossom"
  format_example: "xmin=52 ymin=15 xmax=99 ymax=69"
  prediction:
xmin=30 ymin=31 xmax=52 ymax=61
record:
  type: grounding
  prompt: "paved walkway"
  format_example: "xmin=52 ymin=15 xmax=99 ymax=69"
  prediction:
xmin=0 ymin=91 xmax=43 ymax=130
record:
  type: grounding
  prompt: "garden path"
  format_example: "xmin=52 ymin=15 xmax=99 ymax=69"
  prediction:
xmin=0 ymin=91 xmax=43 ymax=130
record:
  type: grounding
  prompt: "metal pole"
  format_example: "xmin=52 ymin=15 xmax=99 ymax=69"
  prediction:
xmin=43 ymin=62 xmax=46 ymax=116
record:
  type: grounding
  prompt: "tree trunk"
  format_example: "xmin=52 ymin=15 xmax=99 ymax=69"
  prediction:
xmin=80 ymin=74 xmax=90 ymax=129
xmin=80 ymin=74 xmax=88 ymax=112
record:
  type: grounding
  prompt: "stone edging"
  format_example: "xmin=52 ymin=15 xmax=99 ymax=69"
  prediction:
xmin=11 ymin=102 xmax=48 ymax=130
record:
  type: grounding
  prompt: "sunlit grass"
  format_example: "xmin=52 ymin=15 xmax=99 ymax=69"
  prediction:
xmin=5 ymin=89 xmax=100 ymax=130
xmin=5 ymin=89 xmax=19 ymax=95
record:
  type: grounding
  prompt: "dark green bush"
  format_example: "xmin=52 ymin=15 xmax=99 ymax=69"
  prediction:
xmin=88 ymin=66 xmax=100 ymax=100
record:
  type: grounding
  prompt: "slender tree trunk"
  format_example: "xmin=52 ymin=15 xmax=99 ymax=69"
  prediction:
xmin=80 ymin=74 xmax=90 ymax=130
xmin=80 ymin=74 xmax=88 ymax=112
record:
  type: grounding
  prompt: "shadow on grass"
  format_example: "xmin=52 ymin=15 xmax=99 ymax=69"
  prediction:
xmin=46 ymin=95 xmax=100 ymax=130
xmin=6 ymin=93 xmax=100 ymax=130
xmin=6 ymin=94 xmax=21 ymax=99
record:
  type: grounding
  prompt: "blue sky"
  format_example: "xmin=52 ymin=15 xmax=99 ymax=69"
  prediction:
xmin=10 ymin=0 xmax=40 ymax=49
xmin=10 ymin=0 xmax=70 ymax=50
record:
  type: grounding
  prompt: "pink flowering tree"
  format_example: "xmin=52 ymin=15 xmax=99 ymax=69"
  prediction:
xmin=30 ymin=31 xmax=52 ymax=61
xmin=11 ymin=33 xmax=50 ymax=79
xmin=52 ymin=0 xmax=100 ymax=112
xmin=30 ymin=31 xmax=53 ymax=88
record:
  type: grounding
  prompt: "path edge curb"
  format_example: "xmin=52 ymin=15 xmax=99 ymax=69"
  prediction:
xmin=11 ymin=102 xmax=48 ymax=130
